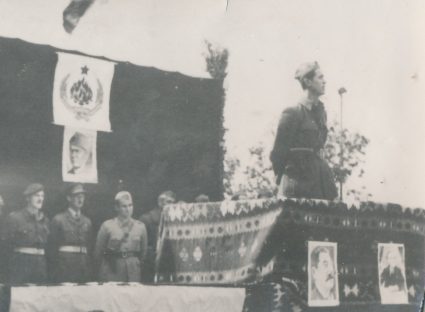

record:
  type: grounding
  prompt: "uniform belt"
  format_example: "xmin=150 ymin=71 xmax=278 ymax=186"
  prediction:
xmin=105 ymin=251 xmax=139 ymax=258
xmin=59 ymin=246 xmax=88 ymax=254
xmin=14 ymin=247 xmax=45 ymax=255
xmin=289 ymin=148 xmax=315 ymax=153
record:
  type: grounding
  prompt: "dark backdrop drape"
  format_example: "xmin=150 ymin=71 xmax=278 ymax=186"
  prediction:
xmin=0 ymin=37 xmax=225 ymax=229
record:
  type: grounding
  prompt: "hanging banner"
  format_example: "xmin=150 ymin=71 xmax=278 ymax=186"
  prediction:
xmin=62 ymin=127 xmax=98 ymax=183
xmin=53 ymin=52 xmax=115 ymax=132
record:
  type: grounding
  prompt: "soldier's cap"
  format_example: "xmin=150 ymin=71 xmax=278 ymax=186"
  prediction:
xmin=159 ymin=190 xmax=176 ymax=201
xmin=294 ymin=61 xmax=320 ymax=81
xmin=115 ymin=191 xmax=132 ymax=203
xmin=68 ymin=183 xmax=86 ymax=196
xmin=195 ymin=194 xmax=209 ymax=203
xmin=23 ymin=183 xmax=44 ymax=197
xmin=69 ymin=132 xmax=91 ymax=152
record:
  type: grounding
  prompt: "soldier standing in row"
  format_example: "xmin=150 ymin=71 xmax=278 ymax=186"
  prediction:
xmin=2 ymin=184 xmax=50 ymax=284
xmin=48 ymin=183 xmax=93 ymax=283
xmin=95 ymin=191 xmax=148 ymax=282
xmin=140 ymin=190 xmax=176 ymax=282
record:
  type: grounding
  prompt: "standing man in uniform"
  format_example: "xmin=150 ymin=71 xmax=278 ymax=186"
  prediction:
xmin=2 ymin=183 xmax=50 ymax=284
xmin=270 ymin=62 xmax=337 ymax=200
xmin=95 ymin=191 xmax=148 ymax=282
xmin=48 ymin=184 xmax=93 ymax=283
xmin=140 ymin=190 xmax=176 ymax=281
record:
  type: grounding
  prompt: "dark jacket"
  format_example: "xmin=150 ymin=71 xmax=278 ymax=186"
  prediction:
xmin=380 ymin=266 xmax=405 ymax=290
xmin=48 ymin=209 xmax=93 ymax=283
xmin=1 ymin=209 xmax=49 ymax=284
xmin=140 ymin=208 xmax=161 ymax=248
xmin=270 ymin=102 xmax=337 ymax=200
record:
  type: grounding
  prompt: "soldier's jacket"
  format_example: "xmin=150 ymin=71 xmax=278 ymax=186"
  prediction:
xmin=95 ymin=217 xmax=148 ymax=282
xmin=270 ymin=101 xmax=337 ymax=200
xmin=48 ymin=209 xmax=93 ymax=283
xmin=140 ymin=208 xmax=161 ymax=248
xmin=1 ymin=209 xmax=49 ymax=284
xmin=139 ymin=208 xmax=162 ymax=282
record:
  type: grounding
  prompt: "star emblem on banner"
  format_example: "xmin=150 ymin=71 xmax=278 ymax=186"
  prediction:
xmin=81 ymin=65 xmax=89 ymax=74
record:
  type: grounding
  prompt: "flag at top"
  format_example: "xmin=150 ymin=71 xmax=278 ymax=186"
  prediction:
xmin=53 ymin=52 xmax=115 ymax=132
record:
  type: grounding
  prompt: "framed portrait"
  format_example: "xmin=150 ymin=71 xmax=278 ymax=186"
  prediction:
xmin=308 ymin=241 xmax=339 ymax=307
xmin=378 ymin=243 xmax=408 ymax=304
xmin=62 ymin=127 xmax=98 ymax=183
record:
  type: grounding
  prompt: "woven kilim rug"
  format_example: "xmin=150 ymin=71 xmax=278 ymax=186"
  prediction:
xmin=156 ymin=198 xmax=425 ymax=311
xmin=156 ymin=198 xmax=281 ymax=284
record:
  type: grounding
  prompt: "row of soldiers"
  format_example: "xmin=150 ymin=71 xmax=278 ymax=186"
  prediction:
xmin=0 ymin=183 xmax=177 ymax=285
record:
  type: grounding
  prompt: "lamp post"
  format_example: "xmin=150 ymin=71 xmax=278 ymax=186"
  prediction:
xmin=338 ymin=87 xmax=347 ymax=201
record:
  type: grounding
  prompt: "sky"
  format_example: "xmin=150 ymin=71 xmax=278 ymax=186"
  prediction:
xmin=0 ymin=0 xmax=424 ymax=207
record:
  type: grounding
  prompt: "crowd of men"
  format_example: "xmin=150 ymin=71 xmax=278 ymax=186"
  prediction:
xmin=0 ymin=183 xmax=190 ymax=285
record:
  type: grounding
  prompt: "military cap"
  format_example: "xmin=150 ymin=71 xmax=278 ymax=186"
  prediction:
xmin=159 ymin=190 xmax=176 ymax=201
xmin=195 ymin=194 xmax=209 ymax=203
xmin=294 ymin=61 xmax=320 ymax=81
xmin=23 ymin=183 xmax=44 ymax=196
xmin=69 ymin=132 xmax=91 ymax=152
xmin=68 ymin=183 xmax=86 ymax=195
xmin=115 ymin=191 xmax=132 ymax=202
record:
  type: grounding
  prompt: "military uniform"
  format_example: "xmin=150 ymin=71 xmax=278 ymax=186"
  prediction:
xmin=2 ymin=209 xmax=49 ymax=284
xmin=48 ymin=209 xmax=93 ymax=283
xmin=139 ymin=208 xmax=161 ymax=282
xmin=270 ymin=101 xmax=337 ymax=200
xmin=95 ymin=217 xmax=148 ymax=282
xmin=140 ymin=208 xmax=161 ymax=248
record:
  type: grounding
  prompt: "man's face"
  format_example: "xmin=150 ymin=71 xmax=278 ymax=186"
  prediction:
xmin=70 ymin=145 xmax=89 ymax=170
xmin=28 ymin=190 xmax=44 ymax=210
xmin=158 ymin=195 xmax=175 ymax=209
xmin=306 ymin=69 xmax=326 ymax=96
xmin=116 ymin=197 xmax=133 ymax=219
xmin=387 ymin=251 xmax=398 ymax=268
xmin=68 ymin=193 xmax=85 ymax=210
xmin=312 ymin=250 xmax=335 ymax=295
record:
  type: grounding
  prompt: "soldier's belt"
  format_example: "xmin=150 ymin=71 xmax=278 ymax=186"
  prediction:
xmin=104 ymin=251 xmax=139 ymax=258
xmin=289 ymin=148 xmax=324 ymax=159
xmin=289 ymin=147 xmax=315 ymax=153
xmin=14 ymin=247 xmax=45 ymax=255
xmin=59 ymin=246 xmax=88 ymax=254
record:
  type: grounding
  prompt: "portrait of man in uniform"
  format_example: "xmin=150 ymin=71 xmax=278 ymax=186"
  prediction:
xmin=62 ymin=128 xmax=97 ymax=183
xmin=378 ymin=243 xmax=408 ymax=304
xmin=308 ymin=241 xmax=339 ymax=307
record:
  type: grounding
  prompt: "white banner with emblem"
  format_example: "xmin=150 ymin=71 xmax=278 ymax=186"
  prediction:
xmin=53 ymin=52 xmax=115 ymax=132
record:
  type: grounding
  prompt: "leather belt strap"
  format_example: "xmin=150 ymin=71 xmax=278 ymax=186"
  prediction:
xmin=59 ymin=246 xmax=88 ymax=254
xmin=14 ymin=247 xmax=45 ymax=255
xmin=105 ymin=251 xmax=139 ymax=258
xmin=289 ymin=147 xmax=315 ymax=152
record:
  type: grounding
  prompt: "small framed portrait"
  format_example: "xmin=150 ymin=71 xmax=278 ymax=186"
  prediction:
xmin=378 ymin=243 xmax=408 ymax=304
xmin=62 ymin=127 xmax=97 ymax=183
xmin=308 ymin=241 xmax=339 ymax=307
